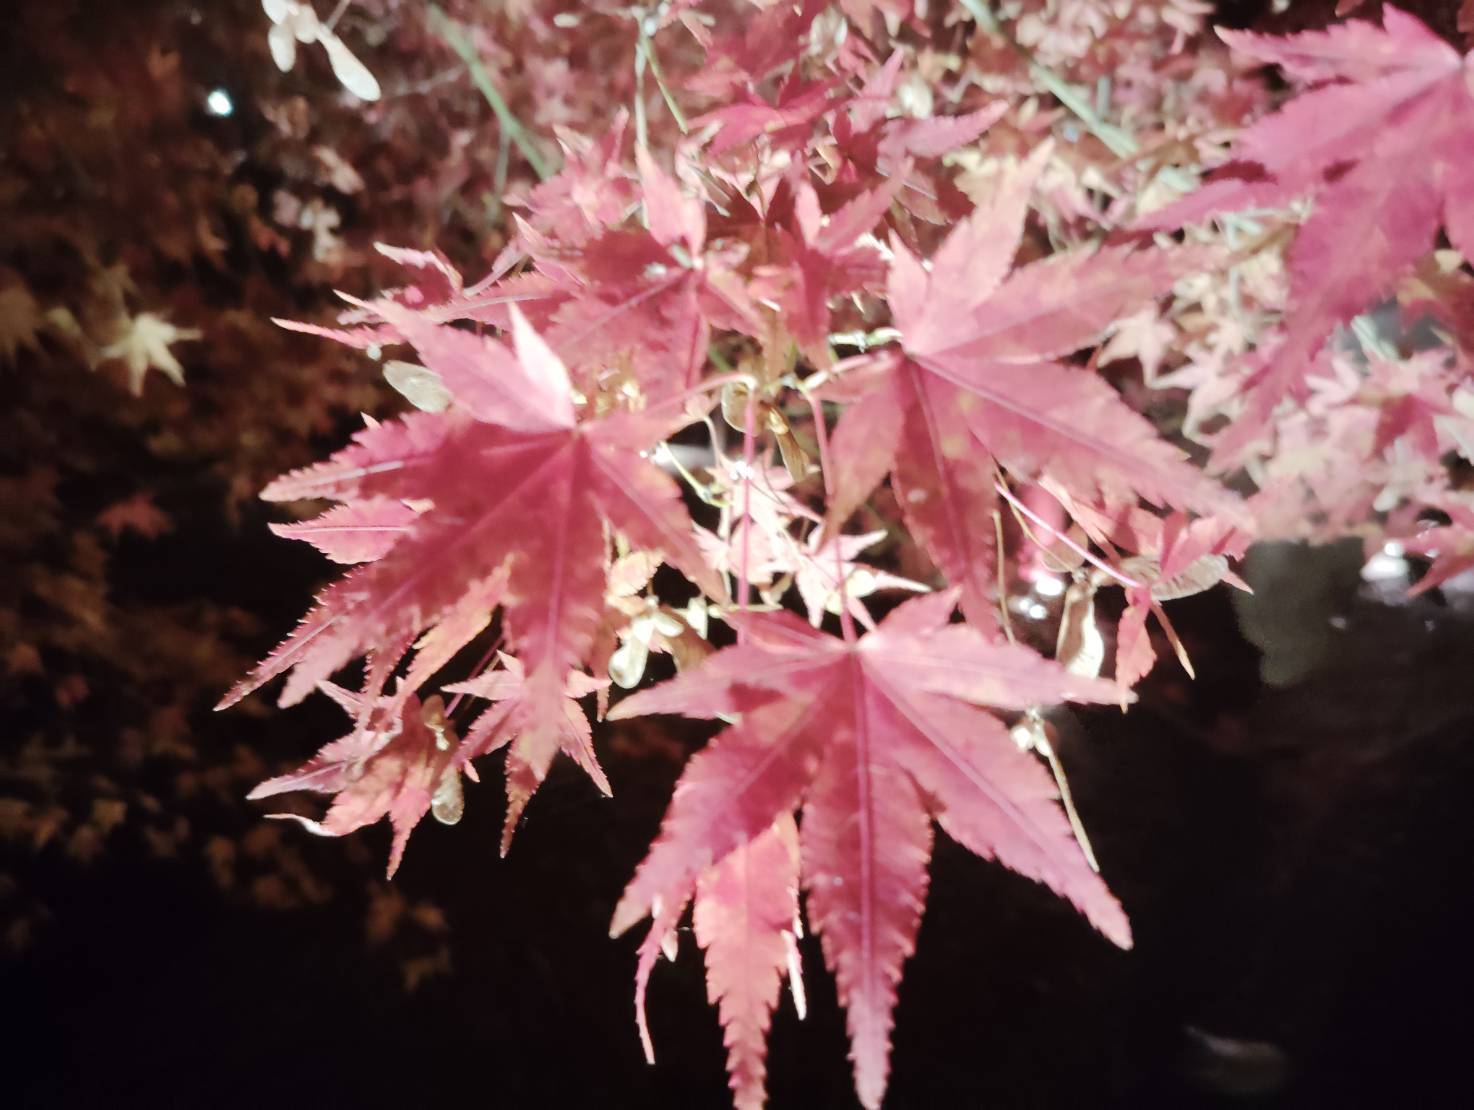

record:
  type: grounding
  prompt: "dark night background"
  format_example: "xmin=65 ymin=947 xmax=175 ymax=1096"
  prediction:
xmin=5 ymin=2 xmax=1474 ymax=1108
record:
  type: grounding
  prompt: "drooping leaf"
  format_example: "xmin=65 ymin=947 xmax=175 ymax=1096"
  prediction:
xmin=612 ymin=596 xmax=1132 ymax=1110
xmin=444 ymin=654 xmax=608 ymax=855
xmin=249 ymin=684 xmax=459 ymax=878
xmin=692 ymin=816 xmax=804 ymax=1110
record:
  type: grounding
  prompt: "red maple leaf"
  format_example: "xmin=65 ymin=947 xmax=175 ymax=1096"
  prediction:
xmin=96 ymin=491 xmax=172 ymax=541
xmin=223 ymin=305 xmax=723 ymax=780
xmin=610 ymin=593 xmax=1131 ymax=1110
xmin=691 ymin=816 xmax=804 ymax=1110
xmin=1144 ymin=6 xmax=1474 ymax=457
xmin=825 ymin=152 xmax=1235 ymax=625
xmin=683 ymin=0 xmax=829 ymax=100
xmin=268 ymin=497 xmax=424 ymax=564
xmin=748 ymin=175 xmax=901 ymax=365
xmin=507 ymin=111 xmax=639 ymax=247
xmin=821 ymin=49 xmax=1006 ymax=224
xmin=631 ymin=815 xmax=805 ymax=1110
xmin=444 ymin=653 xmax=608 ymax=855
xmin=468 ymin=137 xmax=761 ymax=395
xmin=693 ymin=73 xmax=839 ymax=159
xmin=249 ymin=681 xmax=462 ymax=878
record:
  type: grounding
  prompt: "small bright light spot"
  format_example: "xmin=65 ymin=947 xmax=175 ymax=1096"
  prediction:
xmin=1026 ymin=602 xmax=1049 ymax=621
xmin=1031 ymin=573 xmax=1065 ymax=598
xmin=205 ymin=88 xmax=234 ymax=118
xmin=1382 ymin=541 xmax=1405 ymax=558
xmin=1361 ymin=552 xmax=1409 ymax=583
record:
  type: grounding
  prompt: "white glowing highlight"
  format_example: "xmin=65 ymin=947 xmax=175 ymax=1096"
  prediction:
xmin=1031 ymin=573 xmax=1065 ymax=598
xmin=205 ymin=88 xmax=234 ymax=117
xmin=1361 ymin=552 xmax=1409 ymax=583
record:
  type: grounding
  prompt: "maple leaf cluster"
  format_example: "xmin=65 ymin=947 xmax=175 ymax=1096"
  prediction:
xmin=216 ymin=3 xmax=1474 ymax=1107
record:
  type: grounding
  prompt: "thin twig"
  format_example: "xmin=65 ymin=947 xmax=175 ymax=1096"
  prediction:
xmin=992 ymin=508 xmax=1016 ymax=644
xmin=324 ymin=0 xmax=352 ymax=33
xmin=1043 ymin=737 xmax=1100 ymax=872
xmin=958 ymin=0 xmax=1197 ymax=194
xmin=428 ymin=4 xmax=554 ymax=181
xmin=994 ymin=480 xmax=1146 ymax=590
xmin=993 ymin=484 xmax=1099 ymax=872
xmin=806 ymin=392 xmax=860 ymax=642
xmin=638 ymin=29 xmax=688 ymax=133
xmin=736 ymin=388 xmax=759 ymax=613
xmin=633 ymin=31 xmax=650 ymax=150
xmin=657 ymin=443 xmax=722 ymax=506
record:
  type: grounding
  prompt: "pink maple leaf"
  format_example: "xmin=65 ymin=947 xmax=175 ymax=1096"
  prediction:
xmin=249 ymin=682 xmax=460 ymax=878
xmin=748 ymin=176 xmax=901 ymax=365
xmin=223 ymin=306 xmax=723 ymax=779
xmin=1143 ymin=6 xmax=1474 ymax=458
xmin=690 ymin=816 xmax=804 ymax=1110
xmin=610 ymin=593 xmax=1131 ymax=1110
xmin=1406 ymin=494 xmax=1474 ymax=594
xmin=444 ymin=653 xmax=608 ymax=855
xmin=268 ymin=498 xmax=424 ymax=564
xmin=826 ymin=153 xmax=1235 ymax=626
xmin=630 ymin=816 xmax=805 ymax=1110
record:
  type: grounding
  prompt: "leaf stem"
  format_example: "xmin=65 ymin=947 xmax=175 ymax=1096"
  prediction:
xmin=994 ymin=480 xmax=1145 ymax=590
xmin=656 ymin=442 xmax=722 ymax=506
xmin=324 ymin=0 xmax=352 ymax=33
xmin=638 ymin=27 xmax=688 ymax=133
xmin=428 ymin=4 xmax=554 ymax=181
xmin=992 ymin=508 xmax=1016 ymax=645
xmin=1042 ymin=735 xmax=1101 ymax=873
xmin=959 ymin=0 xmax=1196 ymax=191
xmin=736 ymin=389 xmax=759 ymax=616
xmin=805 ymin=392 xmax=859 ymax=642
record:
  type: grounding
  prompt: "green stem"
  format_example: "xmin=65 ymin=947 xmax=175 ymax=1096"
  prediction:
xmin=659 ymin=442 xmax=722 ymax=506
xmin=959 ymin=0 xmax=1202 ymax=195
xmin=706 ymin=343 xmax=735 ymax=375
xmin=959 ymin=0 xmax=1134 ymax=157
xmin=639 ymin=31 xmax=688 ymax=133
xmin=428 ymin=4 xmax=554 ymax=181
